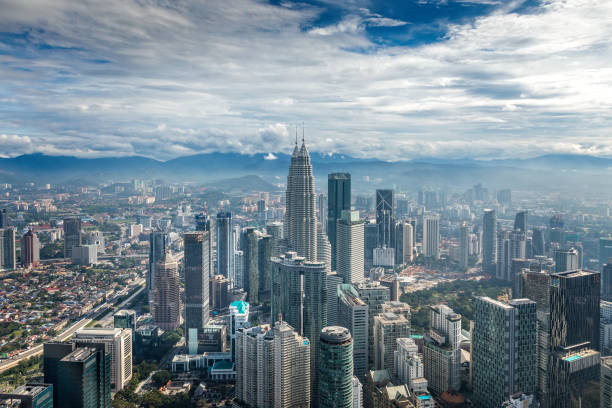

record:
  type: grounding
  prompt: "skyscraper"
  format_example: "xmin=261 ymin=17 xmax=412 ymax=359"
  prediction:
xmin=603 ymin=261 xmax=612 ymax=301
xmin=373 ymin=312 xmax=410 ymax=371
xmin=472 ymin=297 xmax=537 ymax=407
xmin=318 ymin=326 xmax=353 ymax=408
xmin=265 ymin=222 xmax=283 ymax=258
xmin=601 ymin=238 xmax=612 ymax=270
xmin=394 ymin=337 xmax=423 ymax=389
xmin=423 ymin=305 xmax=461 ymax=394
xmin=532 ymin=228 xmax=545 ymax=256
xmin=337 ymin=210 xmax=365 ymax=284
xmin=376 ymin=189 xmax=394 ymax=249
xmin=364 ymin=222 xmax=378 ymax=270
xmin=459 ymin=223 xmax=469 ymax=269
xmin=73 ymin=328 xmax=133 ymax=392
xmin=258 ymin=233 xmax=273 ymax=301
xmin=328 ymin=173 xmax=351 ymax=270
xmin=235 ymin=325 xmax=275 ymax=407
xmin=0 ymin=208 xmax=7 ymax=228
xmin=482 ymin=209 xmax=497 ymax=275
xmin=357 ymin=281 xmax=390 ymax=369
xmin=195 ymin=212 xmax=214 ymax=282
xmin=395 ymin=221 xmax=414 ymax=265
xmin=271 ymin=252 xmax=327 ymax=398
xmin=184 ymin=231 xmax=210 ymax=345
xmin=0 ymin=227 xmax=16 ymax=271
xmin=285 ymin=138 xmax=317 ymax=261
xmin=21 ymin=229 xmax=40 ymax=268
xmin=63 ymin=217 xmax=81 ymax=259
xmin=0 ymin=383 xmax=53 ymax=408
xmin=274 ymin=321 xmax=311 ymax=408
xmin=602 ymin=357 xmax=612 ymax=407
xmin=338 ymin=284 xmax=369 ymax=380
xmin=317 ymin=223 xmax=332 ymax=273
xmin=422 ymin=214 xmax=440 ymax=259
xmin=147 ymin=231 xmax=168 ymax=301
xmin=514 ymin=210 xmax=528 ymax=233
xmin=153 ymin=251 xmax=181 ymax=331
xmin=216 ymin=212 xmax=234 ymax=283
xmin=43 ymin=342 xmax=75 ymax=407
xmin=241 ymin=227 xmax=260 ymax=304
xmin=554 ymin=248 xmax=579 ymax=273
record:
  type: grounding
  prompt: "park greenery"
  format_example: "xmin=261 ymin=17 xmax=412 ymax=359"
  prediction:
xmin=401 ymin=279 xmax=511 ymax=332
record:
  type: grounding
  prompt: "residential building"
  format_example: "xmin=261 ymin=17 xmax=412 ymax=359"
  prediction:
xmin=374 ymin=312 xmax=410 ymax=372
xmin=338 ymin=284 xmax=369 ymax=379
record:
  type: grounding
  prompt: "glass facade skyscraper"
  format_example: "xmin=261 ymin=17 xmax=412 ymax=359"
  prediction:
xmin=327 ymin=173 xmax=351 ymax=271
xmin=318 ymin=326 xmax=353 ymax=408
xmin=184 ymin=231 xmax=210 ymax=345
xmin=376 ymin=189 xmax=394 ymax=249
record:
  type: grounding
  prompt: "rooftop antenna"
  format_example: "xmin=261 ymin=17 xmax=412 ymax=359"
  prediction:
xmin=302 ymin=121 xmax=305 ymax=144
xmin=295 ymin=125 xmax=298 ymax=145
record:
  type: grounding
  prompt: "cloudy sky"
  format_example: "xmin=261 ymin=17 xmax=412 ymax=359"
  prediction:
xmin=0 ymin=0 xmax=611 ymax=160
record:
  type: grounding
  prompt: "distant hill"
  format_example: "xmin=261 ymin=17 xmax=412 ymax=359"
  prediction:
xmin=1 ymin=152 xmax=611 ymax=194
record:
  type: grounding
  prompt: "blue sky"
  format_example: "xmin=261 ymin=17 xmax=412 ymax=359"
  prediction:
xmin=0 ymin=0 xmax=611 ymax=160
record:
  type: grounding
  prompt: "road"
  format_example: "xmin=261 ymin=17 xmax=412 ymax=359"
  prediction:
xmin=0 ymin=278 xmax=146 ymax=374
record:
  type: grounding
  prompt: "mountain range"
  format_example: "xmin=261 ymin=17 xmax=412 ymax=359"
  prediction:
xmin=1 ymin=152 xmax=611 ymax=193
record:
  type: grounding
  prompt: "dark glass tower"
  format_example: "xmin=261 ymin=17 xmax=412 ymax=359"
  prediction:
xmin=0 ymin=208 xmax=7 ymax=228
xmin=63 ymin=217 xmax=82 ymax=259
xmin=147 ymin=231 xmax=168 ymax=300
xmin=375 ymin=189 xmax=394 ymax=248
xmin=532 ymin=228 xmax=545 ymax=256
xmin=241 ymin=227 xmax=259 ymax=304
xmin=327 ymin=173 xmax=351 ymax=270
xmin=56 ymin=347 xmax=111 ymax=408
xmin=318 ymin=326 xmax=353 ymax=408
xmin=215 ymin=212 xmax=234 ymax=283
xmin=514 ymin=210 xmax=528 ymax=232
xmin=184 ymin=231 xmax=210 ymax=345
xmin=482 ymin=209 xmax=497 ymax=275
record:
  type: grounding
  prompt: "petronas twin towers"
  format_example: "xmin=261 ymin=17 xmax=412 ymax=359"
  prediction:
xmin=285 ymin=138 xmax=317 ymax=261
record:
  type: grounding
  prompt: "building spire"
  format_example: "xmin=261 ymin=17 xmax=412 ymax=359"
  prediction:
xmin=302 ymin=122 xmax=305 ymax=145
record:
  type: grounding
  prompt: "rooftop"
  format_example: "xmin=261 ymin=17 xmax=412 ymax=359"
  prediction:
xmin=230 ymin=300 xmax=249 ymax=315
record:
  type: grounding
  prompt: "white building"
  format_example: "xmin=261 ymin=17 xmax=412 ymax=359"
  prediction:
xmin=423 ymin=214 xmax=440 ymax=259
xmin=374 ymin=312 xmax=410 ymax=371
xmin=337 ymin=210 xmax=365 ymax=284
xmin=352 ymin=376 xmax=363 ymax=408
xmin=394 ymin=337 xmax=423 ymax=388
xmin=71 ymin=244 xmax=98 ymax=265
xmin=373 ymin=247 xmax=395 ymax=268
xmin=74 ymin=327 xmax=132 ymax=391
xmin=228 ymin=300 xmax=249 ymax=358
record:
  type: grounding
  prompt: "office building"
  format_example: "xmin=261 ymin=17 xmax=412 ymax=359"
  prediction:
xmin=482 ymin=209 xmax=497 ymax=275
xmin=72 ymin=244 xmax=98 ymax=265
xmin=21 ymin=230 xmax=40 ymax=268
xmin=394 ymin=337 xmax=423 ymax=389
xmin=235 ymin=325 xmax=275 ymax=407
xmin=373 ymin=247 xmax=394 ymax=268
xmin=74 ymin=328 xmax=132 ymax=392
xmin=338 ymin=284 xmax=369 ymax=379
xmin=395 ymin=221 xmax=413 ymax=264
xmin=514 ymin=210 xmax=528 ymax=233
xmin=328 ymin=172 xmax=351 ymax=271
xmin=271 ymin=252 xmax=326 ymax=397
xmin=319 ymin=326 xmax=353 ymax=408
xmin=43 ymin=342 xmax=75 ymax=407
xmin=0 ymin=227 xmax=16 ymax=271
xmin=357 ymin=281 xmax=390 ymax=368
xmin=554 ymin=248 xmax=579 ymax=273
xmin=57 ymin=347 xmax=111 ymax=408
xmin=318 ymin=193 xmax=327 ymax=233
xmin=605 ymin=262 xmax=612 ymax=302
xmin=0 ymin=383 xmax=53 ymax=408
xmin=601 ymin=301 xmax=612 ymax=356
xmin=234 ymin=250 xmax=244 ymax=289
xmin=265 ymin=222 xmax=283 ymax=258
xmin=258 ymin=237 xmax=273 ymax=302
xmin=601 ymin=238 xmax=612 ymax=270
xmin=113 ymin=310 xmax=136 ymax=341
xmin=285 ymin=138 xmax=317 ymax=261
xmin=216 ymin=212 xmax=234 ymax=283
xmin=317 ymin=223 xmax=332 ymax=273
xmin=532 ymin=228 xmax=546 ymax=257
xmin=63 ymin=217 xmax=81 ymax=259
xmin=423 ymin=305 xmax=461 ymax=394
xmin=549 ymin=344 xmax=600 ymax=408
xmin=472 ymin=297 xmax=537 ymax=408
xmin=459 ymin=223 xmax=469 ymax=269
xmin=153 ymin=251 xmax=181 ymax=331
xmin=374 ymin=312 xmax=410 ymax=371
xmin=211 ymin=274 xmax=230 ymax=310
xmin=184 ymin=231 xmax=210 ymax=345
xmin=326 ymin=272 xmax=343 ymax=327
xmin=376 ymin=189 xmax=394 ymax=248
xmin=364 ymin=221 xmax=378 ymax=270
xmin=337 ymin=210 xmax=365 ymax=284
xmin=148 ymin=231 xmax=168 ymax=300
xmin=274 ymin=321 xmax=311 ymax=408
xmin=241 ymin=227 xmax=260 ymax=304
xmin=422 ymin=214 xmax=440 ymax=259
xmin=602 ymin=357 xmax=612 ymax=408
xmin=195 ymin=212 xmax=214 ymax=282
xmin=0 ymin=208 xmax=7 ymax=228
xmin=228 ymin=300 xmax=249 ymax=359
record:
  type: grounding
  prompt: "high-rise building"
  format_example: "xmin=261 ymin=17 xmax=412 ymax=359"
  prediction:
xmin=0 ymin=208 xmax=7 ymax=228
xmin=374 ymin=312 xmax=410 ymax=372
xmin=328 ymin=173 xmax=351 ymax=271
xmin=554 ymin=248 xmax=579 ymax=273
xmin=603 ymin=261 xmax=612 ymax=301
xmin=72 ymin=244 xmax=98 ymax=266
xmin=43 ymin=342 xmax=75 ymax=407
xmin=235 ymin=325 xmax=275 ymax=408
xmin=549 ymin=344 xmax=600 ymax=408
xmin=234 ymin=250 xmax=244 ymax=289
xmin=258 ymin=233 xmax=273 ymax=301
xmin=459 ymin=223 xmax=469 ymax=269
xmin=229 ymin=300 xmax=249 ymax=360
xmin=73 ymin=328 xmax=133 ymax=392
xmin=326 ymin=272 xmax=343 ymax=327
xmin=195 ymin=212 xmax=214 ymax=281
xmin=0 ymin=227 xmax=16 ymax=271
xmin=274 ymin=321 xmax=311 ymax=408
xmin=423 ymin=305 xmax=461 ymax=394
xmin=337 ymin=210 xmax=365 ymax=284
xmin=395 ymin=221 xmax=414 ymax=265
xmin=472 ymin=297 xmax=537 ymax=407
xmin=318 ymin=326 xmax=353 ymax=408
xmin=602 ymin=357 xmax=612 ymax=407
xmin=153 ymin=251 xmax=181 ymax=331
xmin=184 ymin=231 xmax=210 ymax=345
xmin=532 ymin=228 xmax=546 ymax=257
xmin=601 ymin=301 xmax=612 ymax=356
xmin=338 ymin=284 xmax=369 ymax=379
xmin=271 ymin=252 xmax=326 ymax=398
xmin=63 ymin=217 xmax=81 ymax=259
xmin=285 ymin=139 xmax=317 ymax=261
xmin=357 ymin=281 xmax=390 ymax=369
xmin=422 ymin=214 xmax=440 ymax=259
xmin=364 ymin=222 xmax=378 ymax=271
xmin=352 ymin=377 xmax=363 ymax=408
xmin=514 ymin=210 xmax=528 ymax=233
xmin=147 ymin=231 xmax=168 ymax=301
xmin=211 ymin=274 xmax=230 ymax=310
xmin=21 ymin=229 xmax=40 ymax=268
xmin=394 ymin=337 xmax=423 ymax=389
xmin=241 ymin=227 xmax=260 ymax=304
xmin=318 ymin=193 xmax=327 ymax=233
xmin=601 ymin=238 xmax=612 ymax=270
xmin=317 ymin=223 xmax=332 ymax=273
xmin=113 ymin=310 xmax=136 ymax=341
xmin=265 ymin=222 xmax=283 ymax=258
xmin=482 ymin=209 xmax=497 ymax=275
xmin=376 ymin=189 xmax=394 ymax=249
xmin=0 ymin=383 xmax=53 ymax=408
xmin=216 ymin=212 xmax=234 ymax=283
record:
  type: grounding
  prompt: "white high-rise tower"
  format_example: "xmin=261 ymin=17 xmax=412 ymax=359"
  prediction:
xmin=285 ymin=136 xmax=317 ymax=261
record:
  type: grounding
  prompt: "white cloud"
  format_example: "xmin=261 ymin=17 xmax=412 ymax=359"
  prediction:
xmin=0 ymin=0 xmax=610 ymax=160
